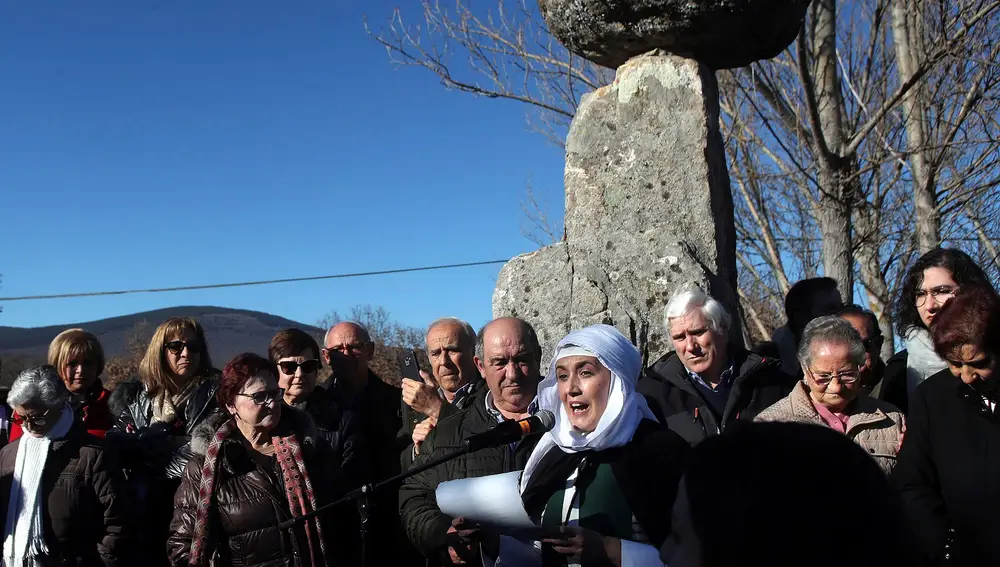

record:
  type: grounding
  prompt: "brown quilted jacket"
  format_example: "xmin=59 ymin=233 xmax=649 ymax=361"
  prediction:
xmin=755 ymin=382 xmax=906 ymax=475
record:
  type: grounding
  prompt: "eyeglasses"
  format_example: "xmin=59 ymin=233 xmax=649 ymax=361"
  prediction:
xmin=915 ymin=286 xmax=958 ymax=307
xmin=277 ymin=359 xmax=321 ymax=375
xmin=807 ymin=369 xmax=860 ymax=387
xmin=12 ymin=409 xmax=54 ymax=428
xmin=325 ymin=343 xmax=367 ymax=357
xmin=164 ymin=340 xmax=201 ymax=355
xmin=237 ymin=388 xmax=284 ymax=406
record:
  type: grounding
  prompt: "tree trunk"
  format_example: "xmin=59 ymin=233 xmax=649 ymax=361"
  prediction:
xmin=817 ymin=165 xmax=855 ymax=295
xmin=893 ymin=0 xmax=940 ymax=252
xmin=811 ymin=0 xmax=855 ymax=294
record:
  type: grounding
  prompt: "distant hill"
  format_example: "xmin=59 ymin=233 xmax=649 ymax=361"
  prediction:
xmin=0 ymin=306 xmax=324 ymax=377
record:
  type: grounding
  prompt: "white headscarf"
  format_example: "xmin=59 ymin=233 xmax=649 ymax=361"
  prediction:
xmin=520 ymin=324 xmax=656 ymax=492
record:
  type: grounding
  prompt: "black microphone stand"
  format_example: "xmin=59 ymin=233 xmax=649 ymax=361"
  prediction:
xmin=277 ymin=444 xmax=473 ymax=564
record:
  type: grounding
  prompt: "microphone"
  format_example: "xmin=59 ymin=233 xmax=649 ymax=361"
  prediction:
xmin=462 ymin=409 xmax=555 ymax=452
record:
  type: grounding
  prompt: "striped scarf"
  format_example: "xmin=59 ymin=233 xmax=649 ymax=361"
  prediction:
xmin=187 ymin=418 xmax=327 ymax=566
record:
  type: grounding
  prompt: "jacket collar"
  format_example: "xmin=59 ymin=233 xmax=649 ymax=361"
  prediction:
xmin=787 ymin=382 xmax=890 ymax=431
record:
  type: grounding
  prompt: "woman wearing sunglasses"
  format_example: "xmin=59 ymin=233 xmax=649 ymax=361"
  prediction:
xmin=756 ymin=316 xmax=905 ymax=475
xmin=0 ymin=365 xmax=130 ymax=566
xmin=168 ymin=353 xmax=338 ymax=566
xmin=269 ymin=329 xmax=360 ymax=484
xmin=106 ymin=316 xmax=220 ymax=567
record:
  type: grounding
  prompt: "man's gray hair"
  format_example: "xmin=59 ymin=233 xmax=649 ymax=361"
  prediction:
xmin=664 ymin=286 xmax=732 ymax=335
xmin=796 ymin=316 xmax=867 ymax=368
xmin=427 ymin=317 xmax=477 ymax=349
xmin=8 ymin=365 xmax=69 ymax=410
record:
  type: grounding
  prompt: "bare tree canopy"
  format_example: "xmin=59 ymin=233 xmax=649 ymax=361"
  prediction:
xmin=368 ymin=0 xmax=1000 ymax=356
xmin=365 ymin=0 xmax=613 ymax=147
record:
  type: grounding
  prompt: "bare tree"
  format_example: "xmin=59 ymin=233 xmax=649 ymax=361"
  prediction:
xmin=104 ymin=320 xmax=153 ymax=389
xmin=719 ymin=0 xmax=1000 ymax=357
xmin=521 ymin=179 xmax=564 ymax=246
xmin=365 ymin=0 xmax=613 ymax=147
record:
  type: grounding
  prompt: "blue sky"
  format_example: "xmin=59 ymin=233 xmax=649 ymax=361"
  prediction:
xmin=0 ymin=1 xmax=566 ymax=332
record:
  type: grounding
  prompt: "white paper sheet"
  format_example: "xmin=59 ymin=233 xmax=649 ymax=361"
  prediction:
xmin=436 ymin=471 xmax=549 ymax=539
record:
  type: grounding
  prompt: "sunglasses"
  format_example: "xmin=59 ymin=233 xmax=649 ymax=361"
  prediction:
xmin=12 ymin=409 xmax=53 ymax=428
xmin=277 ymin=359 xmax=321 ymax=376
xmin=237 ymin=388 xmax=285 ymax=406
xmin=164 ymin=340 xmax=201 ymax=355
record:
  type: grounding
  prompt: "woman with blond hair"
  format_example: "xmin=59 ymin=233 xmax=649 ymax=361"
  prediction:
xmin=106 ymin=316 xmax=220 ymax=567
xmin=9 ymin=329 xmax=114 ymax=443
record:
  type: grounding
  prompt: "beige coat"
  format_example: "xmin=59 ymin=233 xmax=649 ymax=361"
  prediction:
xmin=755 ymin=382 xmax=906 ymax=475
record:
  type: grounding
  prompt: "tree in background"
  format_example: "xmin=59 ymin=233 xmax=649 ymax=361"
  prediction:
xmin=0 ymin=353 xmax=43 ymax=388
xmin=103 ymin=320 xmax=153 ymax=389
xmin=316 ymin=304 xmax=429 ymax=386
xmin=368 ymin=0 xmax=1000 ymax=355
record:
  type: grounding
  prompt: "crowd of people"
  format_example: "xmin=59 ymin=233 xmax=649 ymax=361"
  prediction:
xmin=0 ymin=245 xmax=997 ymax=566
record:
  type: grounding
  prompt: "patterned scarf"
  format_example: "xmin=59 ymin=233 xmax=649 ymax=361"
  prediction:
xmin=187 ymin=418 xmax=327 ymax=566
xmin=152 ymin=378 xmax=200 ymax=425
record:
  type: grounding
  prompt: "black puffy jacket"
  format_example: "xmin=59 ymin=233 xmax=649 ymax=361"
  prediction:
xmin=167 ymin=408 xmax=344 ymax=567
xmin=637 ymin=347 xmax=795 ymax=446
xmin=398 ymin=388 xmax=540 ymax=566
xmin=106 ymin=373 xmax=220 ymax=480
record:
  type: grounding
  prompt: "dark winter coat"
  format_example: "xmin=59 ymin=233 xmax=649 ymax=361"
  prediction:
xmin=285 ymin=386 xmax=361 ymax=485
xmin=331 ymin=371 xmax=423 ymax=567
xmin=891 ymin=370 xmax=1000 ymax=566
xmin=398 ymin=387 xmax=541 ymax=566
xmin=637 ymin=347 xmax=795 ymax=446
xmin=105 ymin=373 xmax=221 ymax=567
xmin=879 ymin=350 xmax=909 ymax=415
xmin=167 ymin=407 xmax=344 ymax=567
xmin=0 ymin=423 xmax=132 ymax=567
xmin=106 ymin=373 xmax=221 ymax=480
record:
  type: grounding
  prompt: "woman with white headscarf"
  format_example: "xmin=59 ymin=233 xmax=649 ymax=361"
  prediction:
xmin=510 ymin=324 xmax=690 ymax=567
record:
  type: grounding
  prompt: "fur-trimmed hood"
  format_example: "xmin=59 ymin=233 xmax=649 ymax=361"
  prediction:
xmin=190 ymin=405 xmax=318 ymax=457
xmin=107 ymin=377 xmax=143 ymax=419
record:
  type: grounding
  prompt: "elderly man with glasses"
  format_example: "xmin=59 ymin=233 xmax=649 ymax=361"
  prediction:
xmin=755 ymin=316 xmax=906 ymax=475
xmin=322 ymin=321 xmax=422 ymax=567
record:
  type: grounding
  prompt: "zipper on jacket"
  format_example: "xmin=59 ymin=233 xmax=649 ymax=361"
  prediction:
xmin=692 ymin=407 xmax=713 ymax=437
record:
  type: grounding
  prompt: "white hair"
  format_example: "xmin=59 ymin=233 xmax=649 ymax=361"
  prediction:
xmin=664 ymin=287 xmax=732 ymax=334
xmin=797 ymin=316 xmax=867 ymax=368
xmin=9 ymin=365 xmax=69 ymax=410
xmin=427 ymin=317 xmax=477 ymax=347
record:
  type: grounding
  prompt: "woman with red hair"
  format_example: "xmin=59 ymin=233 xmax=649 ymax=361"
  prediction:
xmin=167 ymin=353 xmax=342 ymax=566
xmin=892 ymin=287 xmax=1000 ymax=566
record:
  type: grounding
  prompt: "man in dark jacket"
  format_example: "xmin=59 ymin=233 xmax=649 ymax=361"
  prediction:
xmin=399 ymin=317 xmax=543 ymax=566
xmin=638 ymin=287 xmax=795 ymax=446
xmin=323 ymin=321 xmax=420 ymax=567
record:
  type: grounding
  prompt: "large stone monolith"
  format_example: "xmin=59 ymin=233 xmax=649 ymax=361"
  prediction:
xmin=493 ymin=1 xmax=808 ymax=366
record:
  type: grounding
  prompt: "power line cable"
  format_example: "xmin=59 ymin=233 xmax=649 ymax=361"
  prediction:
xmin=0 ymin=258 xmax=510 ymax=302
